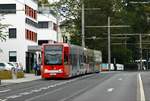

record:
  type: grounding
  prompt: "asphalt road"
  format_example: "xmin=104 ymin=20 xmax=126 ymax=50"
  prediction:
xmin=0 ymin=71 xmax=149 ymax=101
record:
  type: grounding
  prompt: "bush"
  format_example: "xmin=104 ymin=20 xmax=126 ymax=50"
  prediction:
xmin=16 ymin=71 xmax=24 ymax=78
xmin=0 ymin=70 xmax=12 ymax=79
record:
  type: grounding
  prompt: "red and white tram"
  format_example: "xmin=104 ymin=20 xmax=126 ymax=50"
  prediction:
xmin=41 ymin=43 xmax=102 ymax=79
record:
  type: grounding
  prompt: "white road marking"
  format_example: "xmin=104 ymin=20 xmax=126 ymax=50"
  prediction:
xmin=118 ymin=78 xmax=122 ymax=81
xmin=39 ymin=87 xmax=48 ymax=90
xmin=107 ymin=88 xmax=114 ymax=92
xmin=1 ymin=74 xmax=95 ymax=101
xmin=25 ymin=87 xmax=64 ymax=101
xmin=0 ymin=89 xmax=11 ymax=93
xmin=138 ymin=73 xmax=145 ymax=101
xmin=19 ymin=92 xmax=31 ymax=96
xmin=0 ymin=99 xmax=7 ymax=101
xmin=7 ymin=95 xmax=22 ymax=99
xmin=60 ymin=85 xmax=91 ymax=101
xmin=2 ymin=78 xmax=78 ymax=100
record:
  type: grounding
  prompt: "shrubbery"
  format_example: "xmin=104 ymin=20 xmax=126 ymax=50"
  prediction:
xmin=0 ymin=70 xmax=24 ymax=79
xmin=0 ymin=70 xmax=12 ymax=79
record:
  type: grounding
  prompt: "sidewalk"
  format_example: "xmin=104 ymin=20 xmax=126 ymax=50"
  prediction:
xmin=0 ymin=73 xmax=41 ymax=86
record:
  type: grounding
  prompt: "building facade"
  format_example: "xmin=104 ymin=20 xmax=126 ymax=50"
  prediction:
xmin=0 ymin=0 xmax=38 ymax=72
xmin=37 ymin=6 xmax=63 ymax=45
xmin=0 ymin=0 xmax=63 ymax=73
xmin=37 ymin=13 xmax=58 ymax=45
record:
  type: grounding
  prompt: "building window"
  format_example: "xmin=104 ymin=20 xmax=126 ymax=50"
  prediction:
xmin=25 ymin=5 xmax=37 ymax=20
xmin=0 ymin=4 xmax=16 ymax=14
xmin=25 ymin=29 xmax=37 ymax=42
xmin=9 ymin=28 xmax=16 ymax=38
xmin=9 ymin=51 xmax=17 ymax=62
xmin=25 ymin=18 xmax=37 ymax=27
xmin=38 ymin=21 xmax=49 ymax=28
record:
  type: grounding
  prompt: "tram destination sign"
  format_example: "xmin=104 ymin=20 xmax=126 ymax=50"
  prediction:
xmin=45 ymin=45 xmax=62 ymax=51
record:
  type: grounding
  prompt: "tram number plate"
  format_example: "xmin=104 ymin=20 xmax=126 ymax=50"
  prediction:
xmin=50 ymin=73 xmax=56 ymax=75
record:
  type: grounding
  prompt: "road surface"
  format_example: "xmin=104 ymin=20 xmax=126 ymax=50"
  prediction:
xmin=0 ymin=71 xmax=149 ymax=101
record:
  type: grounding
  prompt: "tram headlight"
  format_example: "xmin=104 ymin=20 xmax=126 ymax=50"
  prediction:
xmin=44 ymin=69 xmax=49 ymax=73
xmin=58 ymin=69 xmax=63 ymax=73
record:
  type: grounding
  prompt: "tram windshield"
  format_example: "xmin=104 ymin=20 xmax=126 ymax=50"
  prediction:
xmin=44 ymin=45 xmax=62 ymax=65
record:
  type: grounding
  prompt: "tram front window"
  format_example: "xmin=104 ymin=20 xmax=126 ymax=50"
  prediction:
xmin=44 ymin=45 xmax=62 ymax=65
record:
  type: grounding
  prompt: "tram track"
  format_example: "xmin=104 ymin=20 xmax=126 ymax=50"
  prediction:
xmin=0 ymin=72 xmax=116 ymax=101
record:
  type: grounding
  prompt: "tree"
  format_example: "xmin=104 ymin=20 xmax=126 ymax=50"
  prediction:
xmin=84 ymin=0 xmax=113 ymax=49
xmin=121 ymin=0 xmax=149 ymax=61
xmin=0 ymin=15 xmax=8 ymax=41
xmin=50 ymin=0 xmax=149 ymax=63
xmin=50 ymin=0 xmax=82 ymax=45
xmin=112 ymin=46 xmax=133 ymax=64
xmin=38 ymin=0 xmax=49 ymax=6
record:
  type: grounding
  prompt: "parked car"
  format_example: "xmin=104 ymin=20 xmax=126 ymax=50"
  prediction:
xmin=8 ymin=62 xmax=23 ymax=71
xmin=116 ymin=64 xmax=124 ymax=71
xmin=0 ymin=62 xmax=15 ymax=71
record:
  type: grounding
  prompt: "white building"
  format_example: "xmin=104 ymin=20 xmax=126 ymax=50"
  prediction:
xmin=37 ymin=13 xmax=57 ymax=44
xmin=37 ymin=7 xmax=63 ymax=45
xmin=0 ymin=0 xmax=38 ymax=72
xmin=0 ymin=0 xmax=63 ymax=73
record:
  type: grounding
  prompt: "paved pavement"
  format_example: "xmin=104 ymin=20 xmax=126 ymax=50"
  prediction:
xmin=0 ymin=72 xmax=115 ymax=101
xmin=0 ymin=71 xmax=117 ymax=86
xmin=1 ymin=71 xmax=150 ymax=101
xmin=2 ymin=71 xmax=148 ymax=101
xmin=0 ymin=71 xmax=114 ymax=86
xmin=0 ymin=73 xmax=41 ymax=86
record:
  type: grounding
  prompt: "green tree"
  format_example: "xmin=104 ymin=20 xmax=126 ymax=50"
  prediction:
xmin=121 ymin=0 xmax=149 ymax=61
xmin=50 ymin=0 xmax=82 ymax=45
xmin=0 ymin=16 xmax=8 ymax=41
xmin=38 ymin=0 xmax=49 ymax=6
xmin=112 ymin=46 xmax=133 ymax=64
xmin=50 ymin=0 xmax=149 ymax=63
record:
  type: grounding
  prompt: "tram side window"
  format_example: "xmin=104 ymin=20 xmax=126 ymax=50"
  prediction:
xmin=71 ymin=54 xmax=77 ymax=70
xmin=84 ymin=55 xmax=87 ymax=63
xmin=81 ymin=54 xmax=84 ymax=63
xmin=70 ymin=54 xmax=74 ymax=64
xmin=70 ymin=54 xmax=72 ymax=65
xmin=64 ymin=53 xmax=68 ymax=65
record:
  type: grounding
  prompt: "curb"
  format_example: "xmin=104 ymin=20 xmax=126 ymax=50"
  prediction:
xmin=0 ymin=83 xmax=10 ymax=87
xmin=0 ymin=78 xmax=41 ymax=87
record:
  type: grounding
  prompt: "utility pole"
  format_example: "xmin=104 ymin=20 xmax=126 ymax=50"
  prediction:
xmin=56 ymin=16 xmax=59 ymax=42
xmin=108 ymin=17 xmax=111 ymax=71
xmin=139 ymin=34 xmax=143 ymax=70
xmin=146 ymin=49 xmax=149 ymax=70
xmin=86 ymin=18 xmax=130 ymax=71
xmin=111 ymin=33 xmax=150 ymax=71
xmin=82 ymin=3 xmax=85 ymax=47
xmin=129 ymin=1 xmax=150 ymax=70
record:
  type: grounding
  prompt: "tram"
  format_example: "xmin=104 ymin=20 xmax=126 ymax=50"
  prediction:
xmin=41 ymin=43 xmax=102 ymax=79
